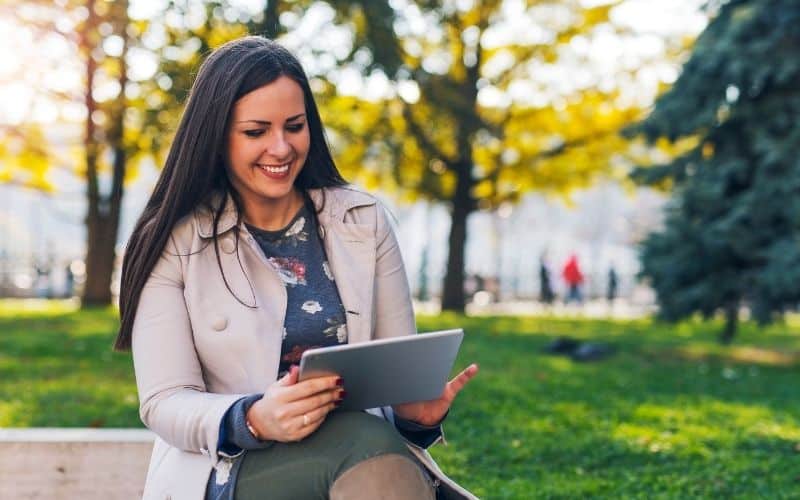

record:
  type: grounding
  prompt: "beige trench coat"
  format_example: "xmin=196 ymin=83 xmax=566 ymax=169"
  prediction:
xmin=132 ymin=186 xmax=478 ymax=499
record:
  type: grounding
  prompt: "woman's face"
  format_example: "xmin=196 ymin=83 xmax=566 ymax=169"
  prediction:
xmin=227 ymin=75 xmax=310 ymax=209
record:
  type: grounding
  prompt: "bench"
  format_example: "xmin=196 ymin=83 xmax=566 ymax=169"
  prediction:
xmin=0 ymin=428 xmax=154 ymax=499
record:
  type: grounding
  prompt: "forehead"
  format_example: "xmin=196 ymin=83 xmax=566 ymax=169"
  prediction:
xmin=231 ymin=75 xmax=306 ymax=119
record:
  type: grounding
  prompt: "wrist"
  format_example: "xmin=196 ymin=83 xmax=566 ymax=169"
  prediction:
xmin=245 ymin=407 xmax=262 ymax=441
xmin=391 ymin=403 xmax=421 ymax=423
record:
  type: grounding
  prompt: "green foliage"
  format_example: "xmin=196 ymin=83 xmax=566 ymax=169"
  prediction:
xmin=2 ymin=302 xmax=800 ymax=497
xmin=629 ymin=0 xmax=800 ymax=337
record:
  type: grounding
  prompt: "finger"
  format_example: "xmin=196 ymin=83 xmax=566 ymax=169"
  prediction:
xmin=444 ymin=363 xmax=479 ymax=400
xmin=281 ymin=375 xmax=342 ymax=403
xmin=284 ymin=387 xmax=344 ymax=417
xmin=302 ymin=402 xmax=336 ymax=428
xmin=290 ymin=403 xmax=335 ymax=441
xmin=276 ymin=365 xmax=299 ymax=387
xmin=270 ymin=366 xmax=312 ymax=403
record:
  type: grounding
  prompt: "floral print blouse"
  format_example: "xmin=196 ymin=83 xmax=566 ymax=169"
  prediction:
xmin=245 ymin=201 xmax=348 ymax=378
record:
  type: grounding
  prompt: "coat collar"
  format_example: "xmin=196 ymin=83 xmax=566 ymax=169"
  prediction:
xmin=194 ymin=186 xmax=377 ymax=239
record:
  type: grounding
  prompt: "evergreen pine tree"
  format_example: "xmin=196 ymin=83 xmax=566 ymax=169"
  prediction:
xmin=629 ymin=0 xmax=800 ymax=342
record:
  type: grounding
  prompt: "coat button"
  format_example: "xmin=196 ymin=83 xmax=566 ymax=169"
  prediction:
xmin=220 ymin=235 xmax=236 ymax=254
xmin=212 ymin=316 xmax=228 ymax=331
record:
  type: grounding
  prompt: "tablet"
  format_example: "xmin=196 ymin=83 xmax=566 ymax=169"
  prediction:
xmin=298 ymin=329 xmax=464 ymax=411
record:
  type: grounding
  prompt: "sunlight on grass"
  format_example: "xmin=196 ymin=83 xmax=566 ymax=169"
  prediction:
xmin=615 ymin=400 xmax=800 ymax=460
xmin=669 ymin=344 xmax=799 ymax=366
xmin=728 ymin=346 xmax=799 ymax=365
xmin=613 ymin=422 xmax=713 ymax=455
xmin=0 ymin=298 xmax=80 ymax=317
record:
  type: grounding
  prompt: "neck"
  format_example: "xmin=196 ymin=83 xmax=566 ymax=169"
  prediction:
xmin=241 ymin=189 xmax=304 ymax=231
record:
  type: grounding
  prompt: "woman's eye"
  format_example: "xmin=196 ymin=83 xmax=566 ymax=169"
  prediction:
xmin=286 ymin=124 xmax=305 ymax=133
xmin=244 ymin=130 xmax=265 ymax=137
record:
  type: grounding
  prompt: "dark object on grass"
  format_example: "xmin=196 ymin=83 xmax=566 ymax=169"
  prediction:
xmin=544 ymin=336 xmax=582 ymax=355
xmin=570 ymin=343 xmax=615 ymax=362
xmin=543 ymin=336 xmax=615 ymax=362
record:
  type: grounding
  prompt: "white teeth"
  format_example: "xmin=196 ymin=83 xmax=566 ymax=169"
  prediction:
xmin=257 ymin=162 xmax=290 ymax=173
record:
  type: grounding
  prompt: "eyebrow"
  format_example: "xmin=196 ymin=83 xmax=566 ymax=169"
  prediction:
xmin=236 ymin=113 xmax=306 ymax=125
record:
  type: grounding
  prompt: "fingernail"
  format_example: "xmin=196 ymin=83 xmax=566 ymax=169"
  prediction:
xmin=335 ymin=378 xmax=344 ymax=386
xmin=339 ymin=390 xmax=347 ymax=398
xmin=335 ymin=399 xmax=344 ymax=406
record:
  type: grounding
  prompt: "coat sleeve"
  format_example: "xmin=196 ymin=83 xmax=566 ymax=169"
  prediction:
xmin=372 ymin=202 xmax=417 ymax=340
xmin=131 ymin=233 xmax=245 ymax=466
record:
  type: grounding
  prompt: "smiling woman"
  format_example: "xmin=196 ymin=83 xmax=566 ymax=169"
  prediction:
xmin=115 ymin=36 xmax=478 ymax=500
xmin=226 ymin=77 xmax=310 ymax=230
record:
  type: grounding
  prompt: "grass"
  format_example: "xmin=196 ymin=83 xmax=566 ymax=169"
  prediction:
xmin=1 ymin=300 xmax=799 ymax=498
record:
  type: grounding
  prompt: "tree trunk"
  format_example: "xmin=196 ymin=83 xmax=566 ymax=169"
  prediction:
xmin=82 ymin=214 xmax=120 ymax=305
xmin=83 ymin=141 xmax=125 ymax=306
xmin=438 ymin=29 xmax=483 ymax=313
xmin=441 ymin=160 xmax=473 ymax=312
xmin=263 ymin=0 xmax=280 ymax=39
xmin=720 ymin=301 xmax=738 ymax=344
xmin=81 ymin=0 xmax=128 ymax=307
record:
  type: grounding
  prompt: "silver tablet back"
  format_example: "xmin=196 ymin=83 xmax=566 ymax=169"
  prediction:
xmin=298 ymin=329 xmax=464 ymax=411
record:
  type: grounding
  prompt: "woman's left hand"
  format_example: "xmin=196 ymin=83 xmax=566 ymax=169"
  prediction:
xmin=392 ymin=363 xmax=479 ymax=426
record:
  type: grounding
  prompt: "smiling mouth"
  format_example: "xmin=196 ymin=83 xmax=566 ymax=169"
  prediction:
xmin=255 ymin=161 xmax=291 ymax=173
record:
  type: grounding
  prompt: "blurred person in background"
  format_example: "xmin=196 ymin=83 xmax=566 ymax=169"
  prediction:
xmin=539 ymin=252 xmax=555 ymax=305
xmin=562 ymin=253 xmax=584 ymax=305
xmin=607 ymin=264 xmax=619 ymax=305
xmin=114 ymin=36 xmax=478 ymax=500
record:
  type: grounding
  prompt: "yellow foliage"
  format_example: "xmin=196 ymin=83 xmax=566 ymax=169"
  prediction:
xmin=208 ymin=25 xmax=249 ymax=48
xmin=0 ymin=127 xmax=55 ymax=192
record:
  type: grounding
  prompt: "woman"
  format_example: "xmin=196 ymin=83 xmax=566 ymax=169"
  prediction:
xmin=116 ymin=36 xmax=479 ymax=500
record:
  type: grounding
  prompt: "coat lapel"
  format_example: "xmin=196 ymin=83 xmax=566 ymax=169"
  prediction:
xmin=193 ymin=187 xmax=380 ymax=350
xmin=310 ymin=188 xmax=377 ymax=345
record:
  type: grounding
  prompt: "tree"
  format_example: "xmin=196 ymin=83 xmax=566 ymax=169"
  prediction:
xmin=628 ymin=0 xmax=800 ymax=342
xmin=1 ymin=0 xmax=259 ymax=306
xmin=1 ymin=0 xmax=316 ymax=306
xmin=316 ymin=0 xmax=688 ymax=311
xmin=2 ymin=0 xmax=135 ymax=305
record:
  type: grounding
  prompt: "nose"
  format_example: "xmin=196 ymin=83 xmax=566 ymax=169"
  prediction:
xmin=265 ymin=130 xmax=291 ymax=159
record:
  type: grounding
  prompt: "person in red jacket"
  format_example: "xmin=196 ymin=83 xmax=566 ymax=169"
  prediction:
xmin=562 ymin=254 xmax=584 ymax=304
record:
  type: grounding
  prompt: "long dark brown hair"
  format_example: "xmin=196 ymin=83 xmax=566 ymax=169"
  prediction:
xmin=115 ymin=36 xmax=346 ymax=350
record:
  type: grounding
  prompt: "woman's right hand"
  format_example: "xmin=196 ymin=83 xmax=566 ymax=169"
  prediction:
xmin=246 ymin=365 xmax=344 ymax=442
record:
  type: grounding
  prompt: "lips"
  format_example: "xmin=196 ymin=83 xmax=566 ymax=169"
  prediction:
xmin=256 ymin=162 xmax=290 ymax=173
xmin=255 ymin=160 xmax=292 ymax=180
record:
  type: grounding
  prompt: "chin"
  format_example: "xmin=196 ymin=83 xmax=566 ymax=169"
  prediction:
xmin=256 ymin=182 xmax=297 ymax=201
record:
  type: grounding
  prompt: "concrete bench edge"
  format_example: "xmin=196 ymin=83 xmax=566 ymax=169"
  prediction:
xmin=0 ymin=428 xmax=155 ymax=443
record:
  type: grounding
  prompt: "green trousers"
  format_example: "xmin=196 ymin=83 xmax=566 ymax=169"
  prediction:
xmin=234 ymin=411 xmax=430 ymax=500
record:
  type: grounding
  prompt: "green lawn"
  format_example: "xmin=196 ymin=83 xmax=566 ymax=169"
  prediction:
xmin=1 ymin=300 xmax=799 ymax=498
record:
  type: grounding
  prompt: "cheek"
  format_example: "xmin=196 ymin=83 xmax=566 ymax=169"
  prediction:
xmin=229 ymin=137 xmax=257 ymax=166
xmin=296 ymin=131 xmax=311 ymax=157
